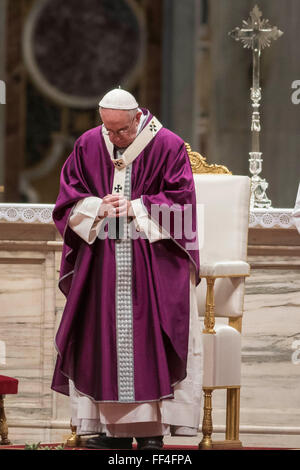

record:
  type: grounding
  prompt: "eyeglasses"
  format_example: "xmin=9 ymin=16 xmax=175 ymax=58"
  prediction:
xmin=102 ymin=115 xmax=136 ymax=137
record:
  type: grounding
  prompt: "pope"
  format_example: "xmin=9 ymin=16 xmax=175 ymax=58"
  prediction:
xmin=52 ymin=88 xmax=202 ymax=450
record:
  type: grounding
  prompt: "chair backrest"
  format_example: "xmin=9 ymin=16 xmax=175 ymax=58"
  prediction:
xmin=193 ymin=174 xmax=251 ymax=318
xmin=194 ymin=174 xmax=250 ymax=263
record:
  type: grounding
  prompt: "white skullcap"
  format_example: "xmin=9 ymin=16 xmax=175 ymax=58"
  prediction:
xmin=99 ymin=88 xmax=139 ymax=110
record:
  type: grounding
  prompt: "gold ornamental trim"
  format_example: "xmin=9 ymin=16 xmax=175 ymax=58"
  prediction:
xmin=185 ymin=143 xmax=232 ymax=175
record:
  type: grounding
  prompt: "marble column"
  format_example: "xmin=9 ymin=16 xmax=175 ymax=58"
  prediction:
xmin=0 ymin=0 xmax=6 ymax=202
xmin=161 ymin=0 xmax=201 ymax=149
xmin=139 ymin=0 xmax=163 ymax=119
xmin=209 ymin=0 xmax=300 ymax=208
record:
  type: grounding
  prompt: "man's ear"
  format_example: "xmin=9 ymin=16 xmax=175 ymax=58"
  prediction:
xmin=136 ymin=111 xmax=142 ymax=123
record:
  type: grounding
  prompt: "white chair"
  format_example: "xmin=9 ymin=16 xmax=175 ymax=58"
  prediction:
xmin=187 ymin=146 xmax=251 ymax=449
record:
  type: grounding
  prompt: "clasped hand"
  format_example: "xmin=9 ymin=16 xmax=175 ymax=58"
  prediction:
xmin=98 ymin=194 xmax=135 ymax=219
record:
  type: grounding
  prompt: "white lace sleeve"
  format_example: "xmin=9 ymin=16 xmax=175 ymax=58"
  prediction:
xmin=69 ymin=196 xmax=105 ymax=244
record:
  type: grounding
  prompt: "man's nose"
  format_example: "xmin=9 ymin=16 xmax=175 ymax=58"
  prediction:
xmin=109 ymin=134 xmax=120 ymax=143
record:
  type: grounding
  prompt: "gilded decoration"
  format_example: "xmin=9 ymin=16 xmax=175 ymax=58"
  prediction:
xmin=185 ymin=143 xmax=232 ymax=175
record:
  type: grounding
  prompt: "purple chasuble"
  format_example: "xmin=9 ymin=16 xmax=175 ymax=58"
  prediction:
xmin=52 ymin=109 xmax=200 ymax=403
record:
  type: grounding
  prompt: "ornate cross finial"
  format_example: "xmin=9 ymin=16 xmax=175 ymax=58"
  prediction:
xmin=229 ymin=5 xmax=283 ymax=51
xmin=229 ymin=5 xmax=283 ymax=209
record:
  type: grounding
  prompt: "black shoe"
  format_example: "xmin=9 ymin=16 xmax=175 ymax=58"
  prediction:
xmin=136 ymin=436 xmax=164 ymax=450
xmin=85 ymin=435 xmax=133 ymax=449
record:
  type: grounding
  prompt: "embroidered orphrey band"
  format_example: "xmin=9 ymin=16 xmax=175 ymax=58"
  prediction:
xmin=115 ymin=164 xmax=135 ymax=402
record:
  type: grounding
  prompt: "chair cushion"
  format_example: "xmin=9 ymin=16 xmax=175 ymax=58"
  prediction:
xmin=0 ymin=375 xmax=18 ymax=394
xmin=200 ymin=260 xmax=250 ymax=277
xmin=202 ymin=325 xmax=241 ymax=388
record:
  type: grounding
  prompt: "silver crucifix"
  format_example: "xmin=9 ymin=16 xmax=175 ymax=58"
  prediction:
xmin=229 ymin=5 xmax=283 ymax=208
